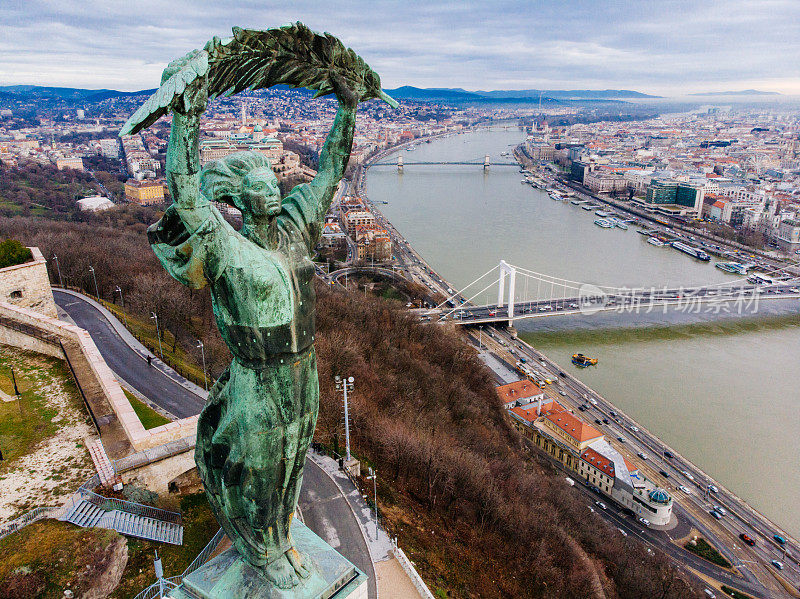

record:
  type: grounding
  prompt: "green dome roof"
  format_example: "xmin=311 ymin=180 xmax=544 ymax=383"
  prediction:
xmin=648 ymin=489 xmax=670 ymax=504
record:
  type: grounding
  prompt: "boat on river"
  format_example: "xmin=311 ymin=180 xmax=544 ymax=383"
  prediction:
xmin=570 ymin=199 xmax=585 ymax=205
xmin=594 ymin=218 xmax=614 ymax=228
xmin=715 ymin=261 xmax=748 ymax=274
xmin=648 ymin=237 xmax=666 ymax=247
xmin=572 ymin=353 xmax=598 ymax=367
xmin=595 ymin=210 xmax=611 ymax=217
xmin=613 ymin=219 xmax=629 ymax=230
xmin=671 ymin=241 xmax=710 ymax=261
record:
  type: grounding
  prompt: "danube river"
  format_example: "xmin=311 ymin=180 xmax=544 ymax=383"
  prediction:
xmin=367 ymin=128 xmax=800 ymax=538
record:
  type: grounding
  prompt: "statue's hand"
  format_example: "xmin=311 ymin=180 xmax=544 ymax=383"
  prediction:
xmin=161 ymin=50 xmax=209 ymax=117
xmin=330 ymin=73 xmax=360 ymax=110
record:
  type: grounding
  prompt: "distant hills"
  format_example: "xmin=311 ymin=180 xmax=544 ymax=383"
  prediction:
xmin=0 ymin=85 xmax=155 ymax=102
xmin=0 ymin=84 xmax=661 ymax=106
xmin=383 ymin=86 xmax=659 ymax=103
xmin=687 ymin=89 xmax=780 ymax=96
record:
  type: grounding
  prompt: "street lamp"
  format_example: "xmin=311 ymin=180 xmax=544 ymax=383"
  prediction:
xmin=197 ymin=339 xmax=208 ymax=391
xmin=366 ymin=467 xmax=378 ymax=540
xmin=88 ymin=265 xmax=100 ymax=301
xmin=334 ymin=375 xmax=354 ymax=463
xmin=150 ymin=312 xmax=163 ymax=360
xmin=51 ymin=254 xmax=63 ymax=287
xmin=115 ymin=286 xmax=128 ymax=329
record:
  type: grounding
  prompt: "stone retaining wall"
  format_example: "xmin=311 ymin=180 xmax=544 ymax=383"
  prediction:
xmin=0 ymin=300 xmax=197 ymax=454
xmin=0 ymin=247 xmax=58 ymax=318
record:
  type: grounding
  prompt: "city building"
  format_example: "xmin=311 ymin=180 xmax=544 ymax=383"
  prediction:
xmin=505 ymin=390 xmax=673 ymax=525
xmin=55 ymin=156 xmax=84 ymax=171
xmin=344 ymin=210 xmax=375 ymax=237
xmin=774 ymin=218 xmax=800 ymax=253
xmin=496 ymin=379 xmax=545 ymax=408
xmin=124 ymin=179 xmax=165 ymax=205
xmin=77 ymin=195 xmax=115 ymax=212
xmin=637 ymin=179 xmax=704 ymax=217
xmin=355 ymin=224 xmax=392 ymax=262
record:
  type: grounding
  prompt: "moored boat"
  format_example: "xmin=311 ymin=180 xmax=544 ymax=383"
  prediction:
xmin=594 ymin=218 xmax=614 ymax=228
xmin=648 ymin=237 xmax=666 ymax=247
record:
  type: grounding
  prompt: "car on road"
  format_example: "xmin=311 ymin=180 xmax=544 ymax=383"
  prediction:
xmin=710 ymin=510 xmax=723 ymax=520
xmin=617 ymin=436 xmax=626 ymax=443
xmin=594 ymin=501 xmax=607 ymax=510
xmin=578 ymin=404 xmax=586 ymax=410
xmin=707 ymin=484 xmax=718 ymax=493
xmin=771 ymin=560 xmax=784 ymax=570
xmin=638 ymin=517 xmax=650 ymax=526
xmin=630 ymin=425 xmax=639 ymax=432
xmin=637 ymin=452 xmax=648 ymax=460
xmin=704 ymin=589 xmax=716 ymax=598
xmin=594 ymin=419 xmax=602 ymax=425
xmin=739 ymin=533 xmax=756 ymax=547
xmin=774 ymin=534 xmax=787 ymax=545
xmin=659 ymin=470 xmax=670 ymax=478
xmin=678 ymin=485 xmax=692 ymax=495
xmin=587 ymin=397 xmax=598 ymax=405
xmin=682 ymin=470 xmax=695 ymax=481
xmin=712 ymin=506 xmax=727 ymax=516
xmin=559 ymin=390 xmax=567 ymax=396
xmin=617 ymin=528 xmax=627 ymax=537
xmin=602 ymin=418 xmax=610 ymax=425
xmin=559 ymin=371 xmax=567 ymax=377
xmin=664 ymin=450 xmax=674 ymax=459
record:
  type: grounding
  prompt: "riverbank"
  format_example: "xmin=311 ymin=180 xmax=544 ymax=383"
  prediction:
xmin=362 ymin=127 xmax=800 ymax=545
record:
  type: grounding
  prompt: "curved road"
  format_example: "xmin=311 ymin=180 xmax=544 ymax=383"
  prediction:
xmin=54 ymin=289 xmax=205 ymax=418
xmin=53 ymin=290 xmax=377 ymax=597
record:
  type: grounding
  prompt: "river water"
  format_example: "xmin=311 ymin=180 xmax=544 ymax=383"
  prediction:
xmin=366 ymin=128 xmax=800 ymax=537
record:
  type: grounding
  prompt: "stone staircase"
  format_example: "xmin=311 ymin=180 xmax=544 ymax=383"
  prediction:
xmin=62 ymin=497 xmax=183 ymax=545
xmin=87 ymin=438 xmax=119 ymax=486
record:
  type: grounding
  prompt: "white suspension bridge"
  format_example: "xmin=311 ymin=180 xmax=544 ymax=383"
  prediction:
xmin=425 ymin=260 xmax=800 ymax=325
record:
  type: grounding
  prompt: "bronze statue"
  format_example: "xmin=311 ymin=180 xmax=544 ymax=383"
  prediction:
xmin=122 ymin=23 xmax=396 ymax=590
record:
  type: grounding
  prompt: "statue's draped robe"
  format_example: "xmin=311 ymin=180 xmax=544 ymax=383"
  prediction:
xmin=148 ymin=184 xmax=322 ymax=566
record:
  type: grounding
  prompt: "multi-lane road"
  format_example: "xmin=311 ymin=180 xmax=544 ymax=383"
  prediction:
xmin=474 ymin=327 xmax=799 ymax=598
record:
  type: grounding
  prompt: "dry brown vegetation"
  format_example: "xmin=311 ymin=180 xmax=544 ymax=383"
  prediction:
xmin=0 ymin=212 xmax=702 ymax=598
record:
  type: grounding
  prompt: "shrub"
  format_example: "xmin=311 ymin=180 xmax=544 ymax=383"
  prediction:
xmin=0 ymin=239 xmax=32 ymax=269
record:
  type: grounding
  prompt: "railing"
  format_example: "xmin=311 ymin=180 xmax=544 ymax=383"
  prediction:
xmin=79 ymin=488 xmax=182 ymax=524
xmin=183 ymin=527 xmax=226 ymax=576
xmin=0 ymin=506 xmax=62 ymax=541
xmin=132 ymin=528 xmax=226 ymax=599
xmin=392 ymin=544 xmax=436 ymax=599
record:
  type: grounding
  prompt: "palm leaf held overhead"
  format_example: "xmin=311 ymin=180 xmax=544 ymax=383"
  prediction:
xmin=121 ymin=22 xmax=396 ymax=136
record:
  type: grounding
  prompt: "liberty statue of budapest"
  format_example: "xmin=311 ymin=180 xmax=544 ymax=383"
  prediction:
xmin=121 ymin=23 xmax=396 ymax=598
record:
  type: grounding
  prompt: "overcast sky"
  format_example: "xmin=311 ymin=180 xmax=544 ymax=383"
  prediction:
xmin=2 ymin=0 xmax=799 ymax=96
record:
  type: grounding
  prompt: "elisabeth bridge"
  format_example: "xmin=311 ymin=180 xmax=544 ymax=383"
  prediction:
xmin=422 ymin=261 xmax=800 ymax=325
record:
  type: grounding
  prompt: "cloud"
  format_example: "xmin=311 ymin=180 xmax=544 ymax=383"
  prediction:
xmin=1 ymin=0 xmax=798 ymax=95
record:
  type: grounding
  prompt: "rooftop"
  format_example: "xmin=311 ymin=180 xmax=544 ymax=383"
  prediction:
xmin=496 ymin=379 xmax=544 ymax=405
xmin=545 ymin=411 xmax=603 ymax=444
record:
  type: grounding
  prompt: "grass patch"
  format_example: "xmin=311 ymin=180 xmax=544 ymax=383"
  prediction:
xmin=110 ymin=492 xmax=219 ymax=599
xmin=123 ymin=389 xmax=171 ymax=429
xmin=0 ymin=519 xmax=123 ymax=598
xmin=684 ymin=537 xmax=732 ymax=568
xmin=0 ymin=353 xmax=79 ymax=472
xmin=721 ymin=585 xmax=754 ymax=599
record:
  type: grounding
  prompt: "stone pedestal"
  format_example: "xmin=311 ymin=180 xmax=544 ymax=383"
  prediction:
xmin=168 ymin=520 xmax=367 ymax=599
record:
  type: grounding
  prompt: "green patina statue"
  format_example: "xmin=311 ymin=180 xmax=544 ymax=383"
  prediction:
xmin=122 ymin=23 xmax=396 ymax=591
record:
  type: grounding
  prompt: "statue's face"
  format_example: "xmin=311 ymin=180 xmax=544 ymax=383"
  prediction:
xmin=241 ymin=167 xmax=280 ymax=217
